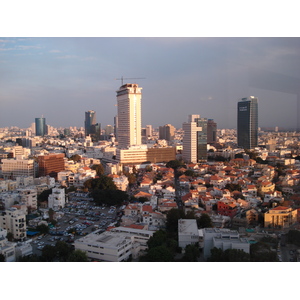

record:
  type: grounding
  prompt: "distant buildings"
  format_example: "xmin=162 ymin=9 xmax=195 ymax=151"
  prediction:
xmin=207 ymin=119 xmax=217 ymax=144
xmin=116 ymin=83 xmax=142 ymax=149
xmin=237 ymin=96 xmax=258 ymax=149
xmin=35 ymin=117 xmax=47 ymax=136
xmin=84 ymin=110 xmax=96 ymax=137
xmin=159 ymin=124 xmax=175 ymax=142
xmin=182 ymin=114 xmax=207 ymax=163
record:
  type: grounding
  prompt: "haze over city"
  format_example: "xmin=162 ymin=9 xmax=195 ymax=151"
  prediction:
xmin=1 ymin=37 xmax=300 ymax=130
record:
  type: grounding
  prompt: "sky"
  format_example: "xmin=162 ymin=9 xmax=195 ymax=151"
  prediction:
xmin=1 ymin=37 xmax=300 ymax=130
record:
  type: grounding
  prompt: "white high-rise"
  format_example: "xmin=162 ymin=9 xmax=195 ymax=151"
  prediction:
xmin=116 ymin=83 xmax=142 ymax=149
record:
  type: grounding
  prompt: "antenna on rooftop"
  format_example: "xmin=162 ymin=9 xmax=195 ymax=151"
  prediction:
xmin=115 ymin=76 xmax=145 ymax=86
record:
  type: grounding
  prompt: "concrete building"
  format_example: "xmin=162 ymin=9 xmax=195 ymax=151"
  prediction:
xmin=237 ymin=96 xmax=258 ymax=149
xmin=0 ymin=207 xmax=27 ymax=241
xmin=182 ymin=114 xmax=207 ymax=163
xmin=159 ymin=124 xmax=175 ymax=142
xmin=17 ymin=188 xmax=38 ymax=210
xmin=116 ymin=83 xmax=142 ymax=149
xmin=0 ymin=228 xmax=16 ymax=262
xmin=1 ymin=158 xmax=35 ymax=179
xmin=202 ymin=228 xmax=250 ymax=260
xmin=178 ymin=219 xmax=199 ymax=248
xmin=264 ymin=206 xmax=297 ymax=228
xmin=37 ymin=153 xmax=65 ymax=178
xmin=48 ymin=187 xmax=66 ymax=210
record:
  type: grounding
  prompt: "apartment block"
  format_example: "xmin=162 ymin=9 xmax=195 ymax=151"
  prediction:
xmin=0 ymin=207 xmax=27 ymax=240
xmin=1 ymin=158 xmax=35 ymax=179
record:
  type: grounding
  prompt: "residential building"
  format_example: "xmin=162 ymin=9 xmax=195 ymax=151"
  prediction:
xmin=116 ymin=83 xmax=142 ymax=149
xmin=48 ymin=187 xmax=66 ymax=210
xmin=178 ymin=219 xmax=199 ymax=248
xmin=0 ymin=207 xmax=27 ymax=240
xmin=182 ymin=114 xmax=207 ymax=163
xmin=237 ymin=96 xmax=258 ymax=149
xmin=202 ymin=228 xmax=250 ymax=260
xmin=264 ymin=206 xmax=297 ymax=228
xmin=0 ymin=228 xmax=16 ymax=262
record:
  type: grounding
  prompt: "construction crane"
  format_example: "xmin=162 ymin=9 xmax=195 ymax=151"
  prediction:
xmin=115 ymin=76 xmax=145 ymax=86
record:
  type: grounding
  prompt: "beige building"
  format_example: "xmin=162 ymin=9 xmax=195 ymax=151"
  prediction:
xmin=117 ymin=83 xmax=142 ymax=149
xmin=1 ymin=158 xmax=35 ymax=179
xmin=0 ymin=207 xmax=27 ymax=240
xmin=264 ymin=206 xmax=297 ymax=228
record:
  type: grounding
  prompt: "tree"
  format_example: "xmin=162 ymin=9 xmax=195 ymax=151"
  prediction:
xmin=139 ymin=245 xmax=174 ymax=262
xmin=208 ymin=247 xmax=250 ymax=262
xmin=91 ymin=164 xmax=105 ymax=176
xmin=6 ymin=232 xmax=13 ymax=242
xmin=197 ymin=213 xmax=213 ymax=228
xmin=41 ymin=245 xmax=57 ymax=262
xmin=55 ymin=241 xmax=72 ymax=261
xmin=36 ymin=223 xmax=49 ymax=234
xmin=38 ymin=188 xmax=52 ymax=203
xmin=67 ymin=250 xmax=89 ymax=262
xmin=147 ymin=230 xmax=167 ymax=249
xmin=181 ymin=244 xmax=200 ymax=262
xmin=84 ymin=175 xmax=117 ymax=191
xmin=166 ymin=208 xmax=186 ymax=238
xmin=48 ymin=208 xmax=55 ymax=222
xmin=69 ymin=154 xmax=81 ymax=162
xmin=0 ymin=253 xmax=5 ymax=262
xmin=91 ymin=189 xmax=128 ymax=206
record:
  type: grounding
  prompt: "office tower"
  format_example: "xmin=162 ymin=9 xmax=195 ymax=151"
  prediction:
xmin=85 ymin=110 xmax=96 ymax=137
xmin=105 ymin=125 xmax=114 ymax=136
xmin=182 ymin=115 xmax=208 ymax=163
xmin=237 ymin=96 xmax=258 ymax=149
xmin=35 ymin=117 xmax=47 ymax=136
xmin=37 ymin=153 xmax=65 ymax=178
xmin=114 ymin=115 xmax=118 ymax=140
xmin=116 ymin=83 xmax=142 ymax=149
xmin=207 ymin=119 xmax=217 ymax=144
xmin=159 ymin=124 xmax=175 ymax=141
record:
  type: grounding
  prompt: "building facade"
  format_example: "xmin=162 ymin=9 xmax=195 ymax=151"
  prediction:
xmin=264 ymin=206 xmax=297 ymax=228
xmin=116 ymin=83 xmax=142 ymax=149
xmin=84 ymin=110 xmax=96 ymax=137
xmin=37 ymin=153 xmax=65 ymax=178
xmin=207 ymin=119 xmax=217 ymax=144
xmin=182 ymin=115 xmax=208 ymax=163
xmin=0 ymin=207 xmax=27 ymax=241
xmin=159 ymin=124 xmax=175 ymax=142
xmin=35 ymin=117 xmax=47 ymax=136
xmin=1 ymin=158 xmax=35 ymax=180
xmin=237 ymin=96 xmax=258 ymax=149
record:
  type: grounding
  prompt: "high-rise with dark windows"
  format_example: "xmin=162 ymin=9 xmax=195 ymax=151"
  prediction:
xmin=85 ymin=110 xmax=96 ymax=137
xmin=237 ymin=96 xmax=258 ymax=149
xmin=35 ymin=117 xmax=47 ymax=136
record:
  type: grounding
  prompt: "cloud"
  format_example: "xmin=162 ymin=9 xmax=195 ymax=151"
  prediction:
xmin=57 ymin=55 xmax=78 ymax=59
xmin=49 ymin=50 xmax=61 ymax=53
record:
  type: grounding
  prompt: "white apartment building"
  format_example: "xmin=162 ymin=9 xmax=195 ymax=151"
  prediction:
xmin=202 ymin=228 xmax=250 ymax=260
xmin=116 ymin=83 xmax=142 ymax=149
xmin=112 ymin=175 xmax=129 ymax=191
xmin=0 ymin=228 xmax=16 ymax=262
xmin=17 ymin=188 xmax=38 ymax=210
xmin=74 ymin=230 xmax=133 ymax=262
xmin=178 ymin=219 xmax=200 ymax=248
xmin=75 ymin=226 xmax=154 ymax=261
xmin=0 ymin=207 xmax=27 ymax=240
xmin=1 ymin=157 xmax=35 ymax=179
xmin=48 ymin=187 xmax=66 ymax=210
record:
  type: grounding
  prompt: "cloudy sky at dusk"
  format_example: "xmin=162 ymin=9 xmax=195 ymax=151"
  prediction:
xmin=1 ymin=4 xmax=300 ymax=131
xmin=1 ymin=37 xmax=300 ymax=130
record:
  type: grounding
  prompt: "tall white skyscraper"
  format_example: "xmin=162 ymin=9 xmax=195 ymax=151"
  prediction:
xmin=182 ymin=114 xmax=207 ymax=163
xmin=116 ymin=83 xmax=142 ymax=149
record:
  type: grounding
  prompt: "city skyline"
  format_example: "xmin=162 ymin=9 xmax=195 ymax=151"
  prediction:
xmin=1 ymin=37 xmax=300 ymax=130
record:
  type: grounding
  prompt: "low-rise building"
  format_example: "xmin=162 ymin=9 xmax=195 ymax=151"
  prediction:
xmin=178 ymin=219 xmax=199 ymax=248
xmin=264 ymin=206 xmax=297 ymax=228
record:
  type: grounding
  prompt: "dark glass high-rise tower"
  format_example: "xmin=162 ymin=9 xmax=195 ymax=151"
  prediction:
xmin=35 ymin=117 xmax=47 ymax=136
xmin=237 ymin=96 xmax=258 ymax=149
xmin=85 ymin=110 xmax=96 ymax=137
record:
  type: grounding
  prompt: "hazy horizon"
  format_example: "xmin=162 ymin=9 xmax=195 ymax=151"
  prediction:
xmin=1 ymin=37 xmax=300 ymax=130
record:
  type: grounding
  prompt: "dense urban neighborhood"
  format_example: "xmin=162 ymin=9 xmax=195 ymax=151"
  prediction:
xmin=1 ymin=125 xmax=300 ymax=262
